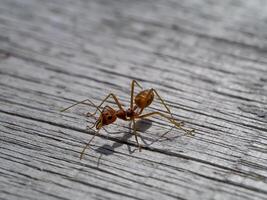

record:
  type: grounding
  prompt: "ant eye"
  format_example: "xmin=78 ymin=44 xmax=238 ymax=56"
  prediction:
xmin=107 ymin=116 xmax=112 ymax=120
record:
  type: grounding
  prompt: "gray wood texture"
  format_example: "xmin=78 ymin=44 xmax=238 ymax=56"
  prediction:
xmin=0 ymin=0 xmax=267 ymax=199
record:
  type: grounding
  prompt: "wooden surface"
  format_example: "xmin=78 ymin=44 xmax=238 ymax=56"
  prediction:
xmin=0 ymin=0 xmax=267 ymax=199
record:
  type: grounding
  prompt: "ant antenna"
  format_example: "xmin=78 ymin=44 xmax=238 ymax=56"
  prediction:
xmin=80 ymin=117 xmax=103 ymax=160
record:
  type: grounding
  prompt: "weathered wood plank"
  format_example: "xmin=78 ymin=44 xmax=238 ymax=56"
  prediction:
xmin=0 ymin=0 xmax=267 ymax=200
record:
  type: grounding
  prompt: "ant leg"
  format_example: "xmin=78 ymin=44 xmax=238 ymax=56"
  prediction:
xmin=89 ymin=93 xmax=124 ymax=116
xmin=132 ymin=118 xmax=142 ymax=151
xmin=137 ymin=112 xmax=194 ymax=136
xmin=60 ymin=98 xmax=101 ymax=116
xmin=86 ymin=105 xmax=110 ymax=118
xmin=80 ymin=118 xmax=103 ymax=160
xmin=130 ymin=80 xmax=143 ymax=109
xmin=87 ymin=121 xmax=97 ymax=130
xmin=150 ymin=89 xmax=184 ymax=126
xmin=61 ymin=93 xmax=123 ymax=116
xmin=84 ymin=102 xmax=102 ymax=117
xmin=79 ymin=129 xmax=100 ymax=159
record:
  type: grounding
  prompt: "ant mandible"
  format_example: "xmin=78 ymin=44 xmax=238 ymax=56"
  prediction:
xmin=61 ymin=80 xmax=194 ymax=159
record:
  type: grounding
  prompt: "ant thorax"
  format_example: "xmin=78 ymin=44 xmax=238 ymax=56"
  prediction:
xmin=116 ymin=109 xmax=127 ymax=120
xmin=116 ymin=105 xmax=138 ymax=120
xmin=126 ymin=107 xmax=136 ymax=118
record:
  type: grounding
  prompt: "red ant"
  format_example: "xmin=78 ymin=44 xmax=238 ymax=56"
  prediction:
xmin=61 ymin=80 xmax=194 ymax=159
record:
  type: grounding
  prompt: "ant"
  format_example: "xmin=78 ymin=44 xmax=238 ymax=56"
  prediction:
xmin=61 ymin=80 xmax=194 ymax=159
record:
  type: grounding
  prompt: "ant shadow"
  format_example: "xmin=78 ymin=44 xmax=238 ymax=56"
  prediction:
xmin=94 ymin=119 xmax=153 ymax=167
xmin=93 ymin=119 xmax=184 ymax=167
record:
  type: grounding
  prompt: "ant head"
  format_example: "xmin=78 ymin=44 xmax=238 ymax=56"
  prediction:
xmin=96 ymin=106 xmax=117 ymax=129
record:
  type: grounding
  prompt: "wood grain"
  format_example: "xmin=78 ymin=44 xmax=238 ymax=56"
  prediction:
xmin=0 ymin=0 xmax=267 ymax=199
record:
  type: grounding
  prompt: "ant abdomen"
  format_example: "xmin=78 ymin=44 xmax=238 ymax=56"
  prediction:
xmin=135 ymin=89 xmax=154 ymax=109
